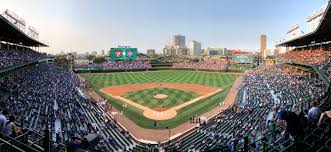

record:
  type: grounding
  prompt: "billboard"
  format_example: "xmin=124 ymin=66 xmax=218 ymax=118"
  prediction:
xmin=232 ymin=54 xmax=254 ymax=63
xmin=110 ymin=48 xmax=137 ymax=61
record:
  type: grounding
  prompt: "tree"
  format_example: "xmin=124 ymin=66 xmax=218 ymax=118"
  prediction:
xmin=152 ymin=54 xmax=159 ymax=58
xmin=86 ymin=55 xmax=96 ymax=61
xmin=93 ymin=57 xmax=106 ymax=64
xmin=192 ymin=58 xmax=200 ymax=62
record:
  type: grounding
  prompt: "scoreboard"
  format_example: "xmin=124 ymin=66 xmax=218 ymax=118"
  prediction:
xmin=110 ymin=48 xmax=137 ymax=61
xmin=232 ymin=54 xmax=254 ymax=64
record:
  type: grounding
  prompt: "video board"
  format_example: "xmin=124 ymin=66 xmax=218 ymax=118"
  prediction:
xmin=110 ymin=48 xmax=137 ymax=61
xmin=232 ymin=54 xmax=254 ymax=63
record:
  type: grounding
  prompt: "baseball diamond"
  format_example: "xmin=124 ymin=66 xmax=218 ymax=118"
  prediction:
xmin=81 ymin=70 xmax=238 ymax=128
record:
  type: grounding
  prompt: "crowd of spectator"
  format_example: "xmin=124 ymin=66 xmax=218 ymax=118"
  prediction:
xmin=75 ymin=60 xmax=151 ymax=71
xmin=172 ymin=60 xmax=229 ymax=71
xmin=0 ymin=46 xmax=47 ymax=70
xmin=277 ymin=49 xmax=331 ymax=80
xmin=0 ymin=64 xmax=145 ymax=151
xmin=319 ymin=57 xmax=331 ymax=78
xmin=278 ymin=49 xmax=330 ymax=65
xmin=162 ymin=55 xmax=192 ymax=63
xmin=0 ymin=59 xmax=330 ymax=151
xmin=166 ymin=64 xmax=329 ymax=151
xmin=242 ymin=64 xmax=327 ymax=113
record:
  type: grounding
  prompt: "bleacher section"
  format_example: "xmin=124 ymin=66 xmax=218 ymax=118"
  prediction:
xmin=172 ymin=60 xmax=229 ymax=71
xmin=278 ymin=49 xmax=331 ymax=80
xmin=0 ymin=64 xmax=147 ymax=151
xmin=0 ymin=45 xmax=47 ymax=70
xmin=164 ymin=64 xmax=329 ymax=151
xmin=74 ymin=60 xmax=152 ymax=71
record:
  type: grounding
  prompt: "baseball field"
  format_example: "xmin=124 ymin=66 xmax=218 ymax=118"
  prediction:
xmin=80 ymin=70 xmax=238 ymax=129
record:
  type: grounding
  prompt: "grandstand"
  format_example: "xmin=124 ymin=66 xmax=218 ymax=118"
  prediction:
xmin=0 ymin=1 xmax=331 ymax=152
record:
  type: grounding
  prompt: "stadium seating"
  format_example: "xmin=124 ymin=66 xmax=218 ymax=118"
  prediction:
xmin=278 ymin=49 xmax=330 ymax=65
xmin=278 ymin=49 xmax=331 ymax=80
xmin=1 ymin=58 xmax=329 ymax=152
xmin=0 ymin=45 xmax=47 ymax=70
xmin=75 ymin=60 xmax=152 ymax=71
xmin=0 ymin=64 xmax=143 ymax=151
xmin=172 ymin=60 xmax=229 ymax=71
xmin=161 ymin=55 xmax=192 ymax=63
xmin=164 ymin=64 xmax=329 ymax=151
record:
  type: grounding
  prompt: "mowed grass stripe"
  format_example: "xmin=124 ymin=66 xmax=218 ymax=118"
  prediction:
xmin=81 ymin=70 xmax=238 ymax=129
xmin=122 ymin=88 xmax=198 ymax=108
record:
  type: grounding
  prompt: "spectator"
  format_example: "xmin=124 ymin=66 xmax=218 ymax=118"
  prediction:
xmin=307 ymin=101 xmax=321 ymax=126
xmin=2 ymin=115 xmax=22 ymax=137
xmin=277 ymin=110 xmax=304 ymax=140
xmin=0 ymin=109 xmax=9 ymax=132
xmin=317 ymin=108 xmax=331 ymax=126
xmin=298 ymin=111 xmax=309 ymax=133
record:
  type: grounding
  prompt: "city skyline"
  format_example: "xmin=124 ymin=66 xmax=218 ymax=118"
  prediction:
xmin=0 ymin=0 xmax=328 ymax=54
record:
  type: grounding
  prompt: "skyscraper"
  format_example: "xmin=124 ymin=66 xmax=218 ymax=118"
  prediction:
xmin=172 ymin=34 xmax=186 ymax=47
xmin=260 ymin=34 xmax=267 ymax=58
xmin=100 ymin=49 xmax=105 ymax=56
xmin=146 ymin=49 xmax=156 ymax=56
xmin=189 ymin=41 xmax=202 ymax=56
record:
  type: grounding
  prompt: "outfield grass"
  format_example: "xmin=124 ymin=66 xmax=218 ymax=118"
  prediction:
xmin=80 ymin=70 xmax=238 ymax=129
xmin=122 ymin=88 xmax=198 ymax=108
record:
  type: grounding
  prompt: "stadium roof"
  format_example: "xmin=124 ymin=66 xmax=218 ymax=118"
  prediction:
xmin=277 ymin=1 xmax=331 ymax=47
xmin=0 ymin=14 xmax=48 ymax=47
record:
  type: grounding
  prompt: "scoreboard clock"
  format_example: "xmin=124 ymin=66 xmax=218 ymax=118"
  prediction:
xmin=110 ymin=48 xmax=138 ymax=61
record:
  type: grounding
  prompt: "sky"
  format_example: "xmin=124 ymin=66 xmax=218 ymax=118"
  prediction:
xmin=0 ymin=0 xmax=328 ymax=54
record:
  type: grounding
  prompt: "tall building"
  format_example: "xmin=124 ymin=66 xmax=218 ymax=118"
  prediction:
xmin=189 ymin=41 xmax=202 ymax=56
xmin=172 ymin=34 xmax=186 ymax=47
xmin=146 ymin=49 xmax=156 ymax=56
xmin=163 ymin=34 xmax=188 ymax=56
xmin=260 ymin=34 xmax=267 ymax=58
xmin=99 ymin=50 xmax=105 ymax=56
xmin=163 ymin=45 xmax=176 ymax=55
xmin=175 ymin=46 xmax=189 ymax=55
xmin=205 ymin=47 xmax=226 ymax=56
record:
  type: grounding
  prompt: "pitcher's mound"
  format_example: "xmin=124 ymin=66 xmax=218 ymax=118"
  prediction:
xmin=154 ymin=94 xmax=168 ymax=99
